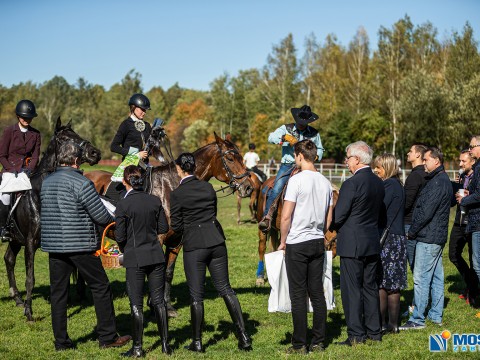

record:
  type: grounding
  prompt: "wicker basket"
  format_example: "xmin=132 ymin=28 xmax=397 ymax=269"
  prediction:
xmin=99 ymin=222 xmax=122 ymax=269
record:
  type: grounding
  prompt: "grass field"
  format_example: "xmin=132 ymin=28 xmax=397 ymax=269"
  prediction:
xmin=0 ymin=168 xmax=478 ymax=359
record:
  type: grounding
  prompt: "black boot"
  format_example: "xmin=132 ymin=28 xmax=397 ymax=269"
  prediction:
xmin=184 ymin=301 xmax=204 ymax=353
xmin=0 ymin=202 xmax=11 ymax=243
xmin=223 ymin=294 xmax=252 ymax=351
xmin=153 ymin=303 xmax=172 ymax=355
xmin=122 ymin=305 xmax=144 ymax=357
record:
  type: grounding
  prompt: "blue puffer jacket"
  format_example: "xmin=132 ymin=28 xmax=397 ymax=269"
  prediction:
xmin=407 ymin=165 xmax=453 ymax=245
xmin=462 ymin=160 xmax=480 ymax=233
xmin=40 ymin=166 xmax=114 ymax=253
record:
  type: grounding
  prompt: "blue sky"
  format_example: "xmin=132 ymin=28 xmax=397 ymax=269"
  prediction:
xmin=1 ymin=0 xmax=479 ymax=92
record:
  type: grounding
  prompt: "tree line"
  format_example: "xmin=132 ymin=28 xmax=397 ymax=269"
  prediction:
xmin=1 ymin=16 xmax=479 ymax=164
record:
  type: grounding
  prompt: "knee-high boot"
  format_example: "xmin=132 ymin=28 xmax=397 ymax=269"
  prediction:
xmin=0 ymin=201 xmax=11 ymax=242
xmin=153 ymin=304 xmax=172 ymax=355
xmin=184 ymin=301 xmax=204 ymax=352
xmin=223 ymin=294 xmax=252 ymax=351
xmin=122 ymin=305 xmax=144 ymax=357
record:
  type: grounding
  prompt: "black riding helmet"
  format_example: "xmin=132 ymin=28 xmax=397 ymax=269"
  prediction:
xmin=15 ymin=100 xmax=38 ymax=118
xmin=128 ymin=93 xmax=151 ymax=111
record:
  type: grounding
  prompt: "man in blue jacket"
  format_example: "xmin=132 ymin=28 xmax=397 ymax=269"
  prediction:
xmin=41 ymin=142 xmax=131 ymax=351
xmin=400 ymin=147 xmax=453 ymax=330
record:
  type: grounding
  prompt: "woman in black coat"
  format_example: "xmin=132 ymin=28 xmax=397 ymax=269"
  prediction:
xmin=115 ymin=165 xmax=171 ymax=356
xmin=170 ymin=153 xmax=252 ymax=353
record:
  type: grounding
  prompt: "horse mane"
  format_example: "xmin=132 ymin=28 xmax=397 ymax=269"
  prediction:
xmin=33 ymin=126 xmax=69 ymax=176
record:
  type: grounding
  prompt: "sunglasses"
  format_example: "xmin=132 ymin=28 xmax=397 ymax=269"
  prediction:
xmin=469 ymin=145 xmax=480 ymax=150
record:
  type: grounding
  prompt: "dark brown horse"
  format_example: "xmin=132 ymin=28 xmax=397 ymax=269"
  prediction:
xmin=254 ymin=175 xmax=338 ymax=286
xmin=85 ymin=132 xmax=253 ymax=316
xmin=4 ymin=118 xmax=101 ymax=321
xmin=236 ymin=172 xmax=262 ymax=224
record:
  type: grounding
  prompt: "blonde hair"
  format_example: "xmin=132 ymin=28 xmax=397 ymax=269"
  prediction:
xmin=374 ymin=153 xmax=398 ymax=180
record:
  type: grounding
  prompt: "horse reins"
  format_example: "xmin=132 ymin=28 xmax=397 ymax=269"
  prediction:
xmin=215 ymin=144 xmax=250 ymax=197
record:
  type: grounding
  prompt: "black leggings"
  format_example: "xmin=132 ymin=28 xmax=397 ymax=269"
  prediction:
xmin=183 ymin=243 xmax=235 ymax=302
xmin=126 ymin=263 xmax=166 ymax=308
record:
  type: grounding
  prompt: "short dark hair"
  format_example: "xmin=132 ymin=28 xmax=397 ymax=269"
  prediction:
xmin=57 ymin=142 xmax=82 ymax=166
xmin=412 ymin=143 xmax=428 ymax=157
xmin=426 ymin=146 xmax=444 ymax=164
xmin=294 ymin=139 xmax=317 ymax=163
xmin=123 ymin=165 xmax=144 ymax=190
xmin=249 ymin=143 xmax=256 ymax=150
xmin=175 ymin=152 xmax=196 ymax=174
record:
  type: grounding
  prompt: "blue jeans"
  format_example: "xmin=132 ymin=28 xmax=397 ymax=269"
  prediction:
xmin=404 ymin=224 xmax=416 ymax=272
xmin=471 ymin=231 xmax=480 ymax=284
xmin=263 ymin=163 xmax=295 ymax=217
xmin=409 ymin=242 xmax=444 ymax=325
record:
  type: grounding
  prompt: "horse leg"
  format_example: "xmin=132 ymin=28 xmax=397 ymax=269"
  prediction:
xmin=256 ymin=230 xmax=268 ymax=286
xmin=249 ymin=192 xmax=257 ymax=223
xmin=4 ymin=242 xmax=24 ymax=307
xmin=236 ymin=194 xmax=241 ymax=225
xmin=164 ymin=247 xmax=180 ymax=318
xmin=23 ymin=240 xmax=37 ymax=322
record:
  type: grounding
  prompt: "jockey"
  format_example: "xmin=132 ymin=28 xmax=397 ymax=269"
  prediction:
xmin=110 ymin=93 xmax=152 ymax=164
xmin=258 ymin=105 xmax=324 ymax=232
xmin=244 ymin=143 xmax=267 ymax=183
xmin=0 ymin=100 xmax=41 ymax=242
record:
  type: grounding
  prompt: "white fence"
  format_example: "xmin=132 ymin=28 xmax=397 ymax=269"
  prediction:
xmin=260 ymin=163 xmax=460 ymax=184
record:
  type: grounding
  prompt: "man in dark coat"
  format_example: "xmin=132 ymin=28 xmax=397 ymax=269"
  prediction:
xmin=333 ymin=141 xmax=385 ymax=345
xmin=400 ymin=147 xmax=453 ymax=330
xmin=40 ymin=142 xmax=131 ymax=351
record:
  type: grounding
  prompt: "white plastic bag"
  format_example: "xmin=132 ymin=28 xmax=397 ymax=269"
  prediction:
xmin=0 ymin=172 xmax=32 ymax=193
xmin=265 ymin=250 xmax=335 ymax=313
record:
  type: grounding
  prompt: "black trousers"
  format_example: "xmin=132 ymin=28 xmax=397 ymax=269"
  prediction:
xmin=126 ymin=263 xmax=166 ymax=308
xmin=183 ymin=243 xmax=235 ymax=302
xmin=285 ymin=239 xmax=327 ymax=348
xmin=340 ymin=255 xmax=381 ymax=342
xmin=48 ymin=252 xmax=117 ymax=348
xmin=449 ymin=223 xmax=478 ymax=297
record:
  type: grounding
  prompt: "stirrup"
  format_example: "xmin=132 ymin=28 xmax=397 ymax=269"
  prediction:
xmin=258 ymin=217 xmax=270 ymax=233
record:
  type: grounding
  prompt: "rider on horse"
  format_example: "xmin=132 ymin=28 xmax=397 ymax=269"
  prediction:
xmin=258 ymin=105 xmax=324 ymax=233
xmin=243 ymin=143 xmax=267 ymax=183
xmin=0 ymin=100 xmax=41 ymax=242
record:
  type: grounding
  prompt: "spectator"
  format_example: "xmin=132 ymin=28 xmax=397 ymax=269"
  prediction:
xmin=333 ymin=141 xmax=385 ymax=345
xmin=115 ymin=165 xmax=172 ymax=356
xmin=400 ymin=147 xmax=453 ymax=330
xmin=277 ymin=139 xmax=333 ymax=354
xmin=40 ymin=142 xmax=131 ymax=351
xmin=450 ymin=149 xmax=477 ymax=307
xmin=373 ymin=154 xmax=407 ymax=334
xmin=243 ymin=143 xmax=267 ymax=182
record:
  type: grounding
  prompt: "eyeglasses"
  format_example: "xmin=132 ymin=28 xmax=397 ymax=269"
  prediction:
xmin=344 ymin=155 xmax=357 ymax=162
xmin=469 ymin=144 xmax=480 ymax=150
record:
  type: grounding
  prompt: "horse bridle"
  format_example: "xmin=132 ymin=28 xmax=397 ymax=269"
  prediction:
xmin=216 ymin=144 xmax=250 ymax=194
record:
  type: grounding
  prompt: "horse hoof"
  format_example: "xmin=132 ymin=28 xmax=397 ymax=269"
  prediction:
xmin=255 ymin=277 xmax=265 ymax=286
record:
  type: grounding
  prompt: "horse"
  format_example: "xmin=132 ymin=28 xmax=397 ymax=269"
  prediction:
xmin=3 ymin=117 xmax=101 ymax=321
xmin=236 ymin=172 xmax=262 ymax=224
xmin=254 ymin=174 xmax=339 ymax=286
xmin=85 ymin=131 xmax=253 ymax=316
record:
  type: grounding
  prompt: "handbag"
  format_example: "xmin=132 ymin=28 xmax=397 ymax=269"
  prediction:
xmin=379 ymin=203 xmax=402 ymax=248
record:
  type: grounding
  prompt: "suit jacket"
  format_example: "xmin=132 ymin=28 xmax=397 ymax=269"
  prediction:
xmin=0 ymin=123 xmax=41 ymax=172
xmin=170 ymin=176 xmax=225 ymax=251
xmin=110 ymin=117 xmax=152 ymax=160
xmin=115 ymin=190 xmax=168 ymax=268
xmin=334 ymin=167 xmax=385 ymax=257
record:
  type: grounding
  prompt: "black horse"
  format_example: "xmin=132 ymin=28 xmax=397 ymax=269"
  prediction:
xmin=4 ymin=118 xmax=101 ymax=321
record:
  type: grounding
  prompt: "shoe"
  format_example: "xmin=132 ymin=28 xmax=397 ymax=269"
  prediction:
xmin=399 ymin=321 xmax=425 ymax=330
xmin=384 ymin=326 xmax=399 ymax=334
xmin=335 ymin=338 xmax=365 ymax=346
xmin=153 ymin=304 xmax=172 ymax=355
xmin=308 ymin=343 xmax=325 ymax=352
xmin=184 ymin=302 xmax=205 ymax=353
xmin=258 ymin=218 xmax=270 ymax=233
xmin=285 ymin=345 xmax=308 ymax=354
xmin=185 ymin=340 xmax=204 ymax=353
xmin=100 ymin=335 xmax=132 ymax=348
xmin=223 ymin=294 xmax=252 ymax=351
xmin=121 ymin=346 xmax=144 ymax=357
xmin=55 ymin=338 xmax=76 ymax=351
xmin=401 ymin=305 xmax=414 ymax=318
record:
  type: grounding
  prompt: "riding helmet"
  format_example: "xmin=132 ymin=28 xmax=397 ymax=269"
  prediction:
xmin=128 ymin=93 xmax=151 ymax=111
xmin=15 ymin=100 xmax=38 ymax=118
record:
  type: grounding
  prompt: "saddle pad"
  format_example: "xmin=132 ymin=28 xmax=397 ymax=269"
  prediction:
xmin=0 ymin=172 xmax=32 ymax=193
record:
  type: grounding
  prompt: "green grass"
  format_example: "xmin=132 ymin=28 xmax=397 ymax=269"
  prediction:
xmin=0 ymin=174 xmax=478 ymax=359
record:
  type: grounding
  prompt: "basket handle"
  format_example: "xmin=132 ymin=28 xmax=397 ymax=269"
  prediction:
xmin=101 ymin=222 xmax=116 ymax=253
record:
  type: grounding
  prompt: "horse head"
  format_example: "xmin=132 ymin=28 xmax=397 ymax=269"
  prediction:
xmin=145 ymin=124 xmax=173 ymax=165
xmin=209 ymin=132 xmax=253 ymax=198
xmin=54 ymin=118 xmax=101 ymax=165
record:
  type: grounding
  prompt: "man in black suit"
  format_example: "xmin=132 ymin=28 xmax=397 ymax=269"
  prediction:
xmin=334 ymin=141 xmax=385 ymax=345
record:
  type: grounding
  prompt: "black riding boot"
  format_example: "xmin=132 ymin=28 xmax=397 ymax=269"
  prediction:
xmin=122 ymin=305 xmax=144 ymax=358
xmin=223 ymin=294 xmax=252 ymax=351
xmin=153 ymin=304 xmax=172 ymax=355
xmin=0 ymin=201 xmax=11 ymax=243
xmin=185 ymin=301 xmax=204 ymax=353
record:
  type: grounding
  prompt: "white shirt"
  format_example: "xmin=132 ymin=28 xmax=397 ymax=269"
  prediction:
xmin=284 ymin=170 xmax=332 ymax=244
xmin=243 ymin=151 xmax=260 ymax=168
